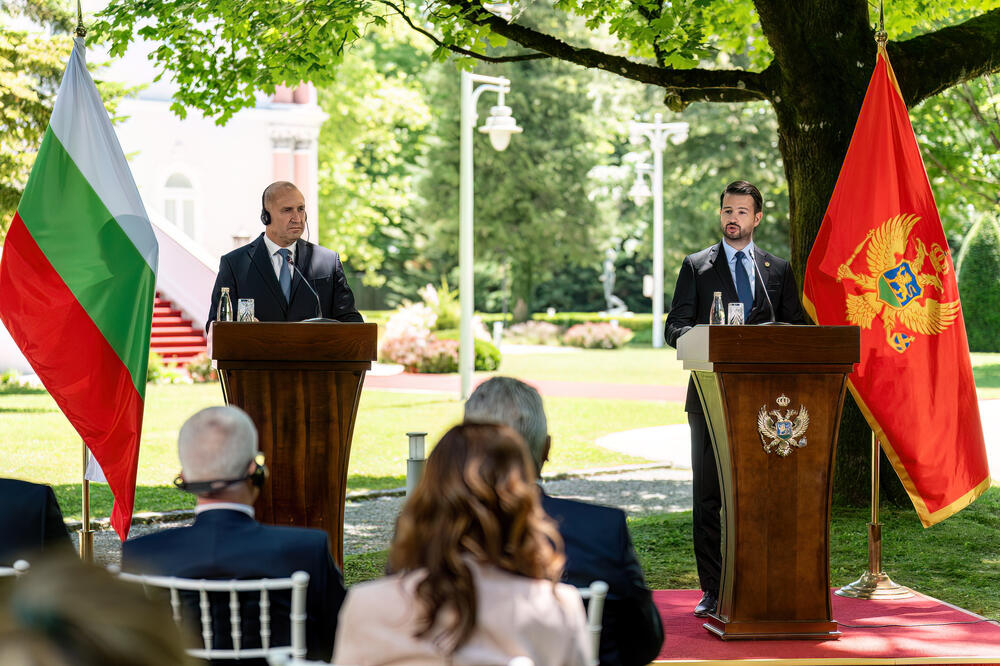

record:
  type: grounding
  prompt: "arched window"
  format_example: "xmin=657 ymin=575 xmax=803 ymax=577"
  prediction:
xmin=164 ymin=173 xmax=196 ymax=238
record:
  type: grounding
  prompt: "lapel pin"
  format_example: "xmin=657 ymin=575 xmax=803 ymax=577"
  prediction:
xmin=764 ymin=261 xmax=770 ymax=267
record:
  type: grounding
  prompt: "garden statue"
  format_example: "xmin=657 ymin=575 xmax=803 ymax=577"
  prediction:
xmin=601 ymin=249 xmax=629 ymax=315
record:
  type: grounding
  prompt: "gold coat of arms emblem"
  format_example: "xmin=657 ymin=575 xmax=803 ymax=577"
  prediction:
xmin=757 ymin=394 xmax=809 ymax=457
xmin=836 ymin=213 xmax=959 ymax=353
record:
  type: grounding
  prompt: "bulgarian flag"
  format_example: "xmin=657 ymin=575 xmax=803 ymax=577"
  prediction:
xmin=0 ymin=38 xmax=157 ymax=541
xmin=803 ymin=45 xmax=989 ymax=527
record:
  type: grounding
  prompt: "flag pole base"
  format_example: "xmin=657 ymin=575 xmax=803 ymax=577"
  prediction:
xmin=836 ymin=570 xmax=913 ymax=599
xmin=78 ymin=528 xmax=94 ymax=562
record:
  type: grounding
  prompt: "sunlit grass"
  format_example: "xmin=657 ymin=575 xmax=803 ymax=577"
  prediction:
xmin=496 ymin=347 xmax=688 ymax=386
xmin=1 ymin=379 xmax=682 ymax=519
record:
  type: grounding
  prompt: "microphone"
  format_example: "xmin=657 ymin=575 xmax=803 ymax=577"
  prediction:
xmin=749 ymin=246 xmax=783 ymax=325
xmin=285 ymin=254 xmax=331 ymax=322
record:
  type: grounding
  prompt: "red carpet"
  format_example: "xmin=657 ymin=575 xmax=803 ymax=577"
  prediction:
xmin=654 ymin=589 xmax=1000 ymax=664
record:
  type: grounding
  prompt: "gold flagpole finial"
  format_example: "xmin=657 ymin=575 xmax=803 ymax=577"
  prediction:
xmin=76 ymin=0 xmax=86 ymax=38
xmin=875 ymin=0 xmax=887 ymax=48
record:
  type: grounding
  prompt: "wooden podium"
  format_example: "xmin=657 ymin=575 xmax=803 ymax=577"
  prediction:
xmin=676 ymin=324 xmax=859 ymax=640
xmin=210 ymin=322 xmax=377 ymax=567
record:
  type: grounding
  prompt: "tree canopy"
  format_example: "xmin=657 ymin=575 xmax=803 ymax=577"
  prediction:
xmin=92 ymin=0 xmax=1000 ymax=503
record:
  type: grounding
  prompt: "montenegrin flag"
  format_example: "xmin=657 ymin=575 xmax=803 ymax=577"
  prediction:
xmin=0 ymin=38 xmax=157 ymax=540
xmin=803 ymin=45 xmax=989 ymax=527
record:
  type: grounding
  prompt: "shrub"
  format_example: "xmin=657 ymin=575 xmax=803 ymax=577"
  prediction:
xmin=434 ymin=331 xmax=502 ymax=371
xmin=380 ymin=334 xmax=429 ymax=371
xmin=563 ymin=322 xmax=634 ymax=349
xmin=957 ymin=217 xmax=1000 ymax=352
xmin=146 ymin=351 xmax=164 ymax=384
xmin=186 ymin=353 xmax=218 ymax=383
xmin=416 ymin=338 xmax=459 ymax=373
xmin=419 ymin=281 xmax=460 ymax=331
xmin=504 ymin=321 xmax=563 ymax=345
xmin=384 ymin=302 xmax=436 ymax=341
xmin=146 ymin=353 xmax=188 ymax=384
xmin=0 ymin=369 xmax=21 ymax=386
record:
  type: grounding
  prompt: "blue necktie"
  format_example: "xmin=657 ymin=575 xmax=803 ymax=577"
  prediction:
xmin=734 ymin=250 xmax=753 ymax=315
xmin=277 ymin=248 xmax=292 ymax=302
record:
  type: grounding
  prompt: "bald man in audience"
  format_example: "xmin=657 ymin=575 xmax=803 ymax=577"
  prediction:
xmin=122 ymin=406 xmax=345 ymax=662
xmin=465 ymin=377 xmax=664 ymax=666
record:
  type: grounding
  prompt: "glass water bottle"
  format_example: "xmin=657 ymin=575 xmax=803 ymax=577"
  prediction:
xmin=710 ymin=291 xmax=725 ymax=325
xmin=217 ymin=287 xmax=234 ymax=322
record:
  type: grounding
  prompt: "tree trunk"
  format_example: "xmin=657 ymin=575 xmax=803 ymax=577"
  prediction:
xmin=510 ymin=262 xmax=536 ymax=322
xmin=761 ymin=1 xmax=909 ymax=506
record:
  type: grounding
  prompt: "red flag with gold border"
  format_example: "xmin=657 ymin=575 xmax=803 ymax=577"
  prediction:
xmin=802 ymin=45 xmax=990 ymax=527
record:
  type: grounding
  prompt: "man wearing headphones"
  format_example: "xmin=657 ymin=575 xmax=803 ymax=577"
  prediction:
xmin=206 ymin=181 xmax=363 ymax=329
xmin=122 ymin=406 xmax=346 ymax=661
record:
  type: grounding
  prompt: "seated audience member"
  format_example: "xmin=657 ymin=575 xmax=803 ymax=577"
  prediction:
xmin=0 ymin=478 xmax=72 ymax=565
xmin=465 ymin=377 xmax=665 ymax=666
xmin=122 ymin=406 xmax=345 ymax=663
xmin=0 ymin=555 xmax=196 ymax=666
xmin=334 ymin=422 xmax=591 ymax=666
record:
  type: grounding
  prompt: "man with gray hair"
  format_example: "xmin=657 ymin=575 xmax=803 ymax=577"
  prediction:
xmin=122 ymin=406 xmax=345 ymax=662
xmin=465 ymin=377 xmax=664 ymax=666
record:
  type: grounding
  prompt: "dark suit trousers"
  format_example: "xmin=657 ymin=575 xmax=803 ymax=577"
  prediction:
xmin=689 ymin=411 xmax=721 ymax=594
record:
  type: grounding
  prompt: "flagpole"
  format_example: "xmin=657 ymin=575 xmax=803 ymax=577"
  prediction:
xmin=836 ymin=433 xmax=911 ymax=598
xmin=80 ymin=444 xmax=94 ymax=562
xmin=73 ymin=0 xmax=94 ymax=564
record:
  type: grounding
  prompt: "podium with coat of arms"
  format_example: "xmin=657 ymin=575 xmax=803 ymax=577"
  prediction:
xmin=676 ymin=324 xmax=859 ymax=640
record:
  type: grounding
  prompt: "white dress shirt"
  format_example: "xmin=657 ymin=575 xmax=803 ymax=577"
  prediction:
xmin=722 ymin=239 xmax=756 ymax=298
xmin=262 ymin=234 xmax=297 ymax=282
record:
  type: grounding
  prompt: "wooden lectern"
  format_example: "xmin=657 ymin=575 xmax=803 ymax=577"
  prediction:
xmin=676 ymin=324 xmax=859 ymax=640
xmin=210 ymin=322 xmax=377 ymax=567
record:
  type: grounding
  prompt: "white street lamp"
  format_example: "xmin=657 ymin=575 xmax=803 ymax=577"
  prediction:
xmin=460 ymin=70 xmax=521 ymax=399
xmin=628 ymin=113 xmax=688 ymax=349
xmin=628 ymin=165 xmax=653 ymax=209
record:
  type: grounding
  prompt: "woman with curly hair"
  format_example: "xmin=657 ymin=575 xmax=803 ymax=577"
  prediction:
xmin=333 ymin=422 xmax=590 ymax=665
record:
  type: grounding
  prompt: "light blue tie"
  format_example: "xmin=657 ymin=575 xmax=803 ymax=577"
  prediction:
xmin=277 ymin=248 xmax=292 ymax=302
xmin=734 ymin=250 xmax=753 ymax=315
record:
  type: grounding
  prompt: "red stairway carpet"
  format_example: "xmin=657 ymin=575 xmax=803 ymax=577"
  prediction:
xmin=653 ymin=589 xmax=1000 ymax=664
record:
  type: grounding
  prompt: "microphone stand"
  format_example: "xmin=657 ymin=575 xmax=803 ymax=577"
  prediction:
xmin=750 ymin=245 xmax=787 ymax=325
xmin=286 ymin=255 xmax=335 ymax=322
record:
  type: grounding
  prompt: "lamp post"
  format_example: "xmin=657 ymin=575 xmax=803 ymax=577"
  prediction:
xmin=460 ymin=71 xmax=521 ymax=398
xmin=629 ymin=114 xmax=688 ymax=348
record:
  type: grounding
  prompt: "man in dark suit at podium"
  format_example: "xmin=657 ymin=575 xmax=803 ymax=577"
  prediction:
xmin=122 ymin=406 xmax=346 ymax=662
xmin=664 ymin=180 xmax=805 ymax=618
xmin=207 ymin=181 xmax=363 ymax=329
xmin=465 ymin=377 xmax=664 ymax=666
xmin=0 ymin=478 xmax=72 ymax=564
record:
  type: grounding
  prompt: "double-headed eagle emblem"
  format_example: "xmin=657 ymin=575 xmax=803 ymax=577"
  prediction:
xmin=757 ymin=394 xmax=809 ymax=457
xmin=836 ymin=214 xmax=959 ymax=353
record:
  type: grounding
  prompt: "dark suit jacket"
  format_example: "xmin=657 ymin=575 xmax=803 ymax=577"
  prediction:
xmin=206 ymin=233 xmax=363 ymax=330
xmin=542 ymin=493 xmax=664 ymax=666
xmin=0 ymin=478 xmax=72 ymax=564
xmin=664 ymin=241 xmax=806 ymax=412
xmin=122 ymin=509 xmax=345 ymax=662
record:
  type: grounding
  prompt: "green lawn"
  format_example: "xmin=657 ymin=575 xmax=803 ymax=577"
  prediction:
xmin=1 ymin=377 xmax=682 ymax=519
xmin=2 ymin=346 xmax=995 ymax=518
xmin=496 ymin=347 xmax=689 ymax=386
xmin=972 ymin=352 xmax=1000 ymax=399
xmin=345 ymin=486 xmax=1000 ymax=618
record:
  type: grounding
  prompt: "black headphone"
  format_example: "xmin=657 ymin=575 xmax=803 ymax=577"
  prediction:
xmin=261 ymin=190 xmax=307 ymax=227
xmin=174 ymin=453 xmax=269 ymax=495
xmin=260 ymin=191 xmax=271 ymax=226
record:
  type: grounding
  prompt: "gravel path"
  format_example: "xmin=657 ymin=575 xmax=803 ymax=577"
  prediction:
xmin=75 ymin=466 xmax=694 ymax=568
